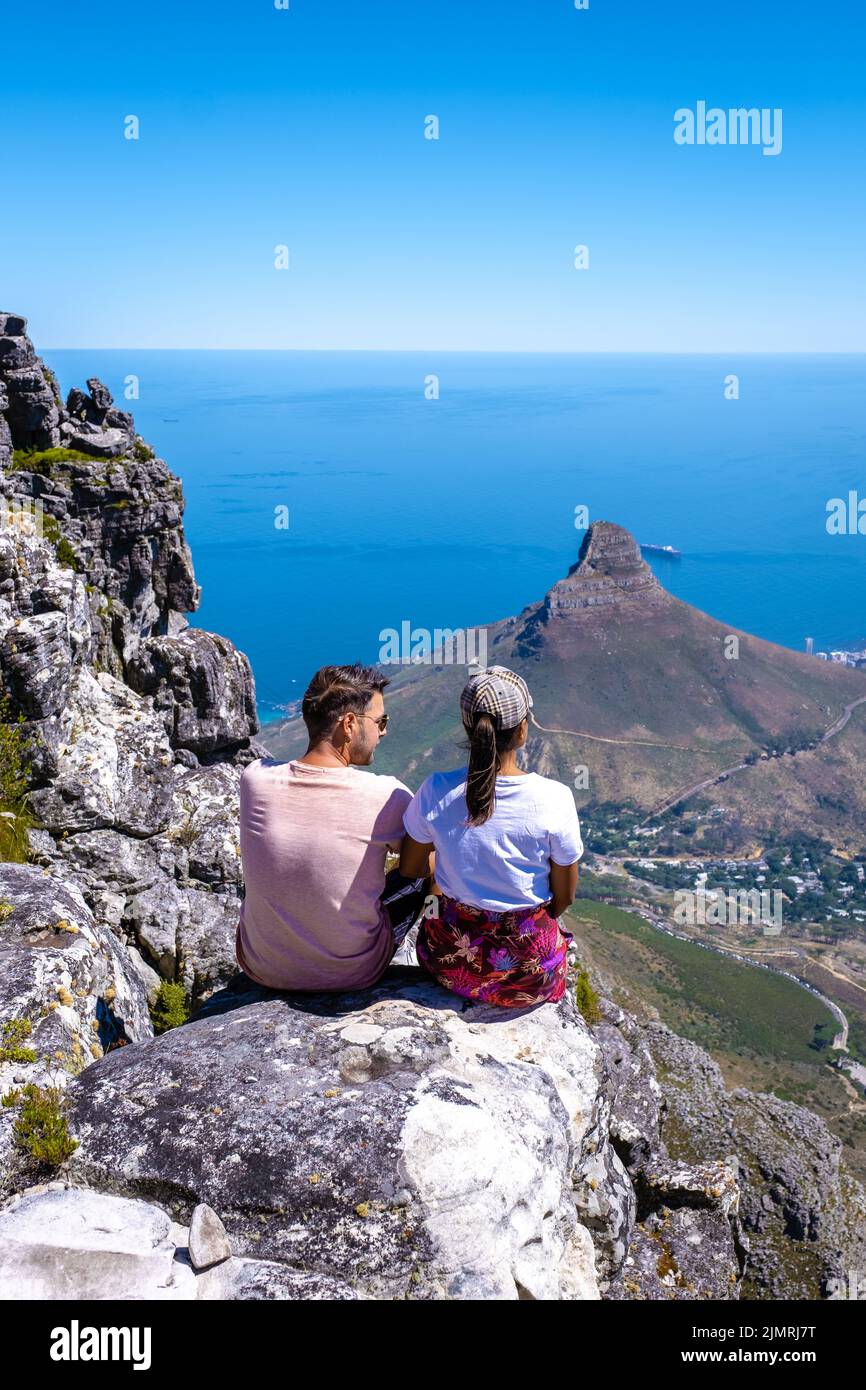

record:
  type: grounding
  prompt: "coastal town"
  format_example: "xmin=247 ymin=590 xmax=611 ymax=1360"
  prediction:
xmin=579 ymin=801 xmax=866 ymax=935
xmin=807 ymin=638 xmax=866 ymax=668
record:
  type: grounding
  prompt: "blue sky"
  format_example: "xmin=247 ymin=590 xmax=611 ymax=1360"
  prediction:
xmin=2 ymin=0 xmax=864 ymax=350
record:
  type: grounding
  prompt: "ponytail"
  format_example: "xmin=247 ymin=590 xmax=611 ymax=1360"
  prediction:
xmin=465 ymin=713 xmax=499 ymax=826
xmin=465 ymin=712 xmax=525 ymax=826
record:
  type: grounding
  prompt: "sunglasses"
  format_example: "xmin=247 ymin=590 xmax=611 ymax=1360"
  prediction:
xmin=355 ymin=712 xmax=390 ymax=732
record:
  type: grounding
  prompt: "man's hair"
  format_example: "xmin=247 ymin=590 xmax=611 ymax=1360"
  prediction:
xmin=301 ymin=663 xmax=390 ymax=744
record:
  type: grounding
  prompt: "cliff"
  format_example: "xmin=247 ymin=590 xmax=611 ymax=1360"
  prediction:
xmin=1 ymin=314 xmax=864 ymax=1301
xmin=0 ymin=312 xmax=265 ymax=1008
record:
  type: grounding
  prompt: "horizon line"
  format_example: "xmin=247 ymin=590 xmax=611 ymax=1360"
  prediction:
xmin=38 ymin=346 xmax=866 ymax=356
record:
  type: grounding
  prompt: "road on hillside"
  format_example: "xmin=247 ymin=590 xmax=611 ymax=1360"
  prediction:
xmin=530 ymin=693 xmax=866 ymax=824
xmin=640 ymin=693 xmax=866 ymax=823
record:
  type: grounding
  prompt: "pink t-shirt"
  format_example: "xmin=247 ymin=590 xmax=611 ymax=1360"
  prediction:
xmin=235 ymin=757 xmax=413 ymax=992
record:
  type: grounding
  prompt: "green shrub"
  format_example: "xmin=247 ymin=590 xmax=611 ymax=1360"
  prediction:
xmin=39 ymin=513 xmax=62 ymax=545
xmin=0 ymin=697 xmax=28 ymax=803
xmin=574 ymin=965 xmax=602 ymax=1026
xmin=0 ymin=694 xmax=35 ymax=863
xmin=33 ymin=512 xmax=81 ymax=572
xmin=10 ymin=446 xmax=103 ymax=473
xmin=150 ymin=980 xmax=191 ymax=1034
xmin=0 ymin=1018 xmax=37 ymax=1063
xmin=132 ymin=438 xmax=155 ymax=462
xmin=0 ymin=807 xmax=34 ymax=862
xmin=9 ymin=1082 xmax=79 ymax=1165
xmin=54 ymin=537 xmax=80 ymax=570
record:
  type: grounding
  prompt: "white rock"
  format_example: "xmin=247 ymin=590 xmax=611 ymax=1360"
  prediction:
xmin=188 ymin=1202 xmax=232 ymax=1270
xmin=339 ymin=1022 xmax=385 ymax=1045
xmin=0 ymin=1188 xmax=197 ymax=1300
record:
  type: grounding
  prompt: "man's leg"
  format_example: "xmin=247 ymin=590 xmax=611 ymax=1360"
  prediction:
xmin=381 ymin=867 xmax=431 ymax=960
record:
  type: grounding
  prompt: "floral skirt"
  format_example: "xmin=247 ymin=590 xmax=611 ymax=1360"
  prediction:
xmin=416 ymin=893 xmax=574 ymax=1008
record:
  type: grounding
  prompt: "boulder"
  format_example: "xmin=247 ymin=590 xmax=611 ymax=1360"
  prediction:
xmin=0 ymin=1185 xmax=361 ymax=1300
xmin=0 ymin=1186 xmax=197 ymax=1300
xmin=26 ymin=824 xmax=242 ymax=1003
xmin=188 ymin=1201 xmax=232 ymax=1270
xmin=63 ymin=972 xmax=610 ymax=1300
xmin=25 ymin=668 xmax=177 ymax=836
xmin=126 ymin=629 xmax=258 ymax=755
xmin=168 ymin=760 xmax=243 ymax=885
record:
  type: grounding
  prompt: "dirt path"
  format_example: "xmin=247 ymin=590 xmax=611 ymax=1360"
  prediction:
xmin=530 ymin=690 xmax=866 ymax=826
xmin=639 ymin=693 xmax=866 ymax=824
xmin=529 ymin=713 xmax=694 ymax=752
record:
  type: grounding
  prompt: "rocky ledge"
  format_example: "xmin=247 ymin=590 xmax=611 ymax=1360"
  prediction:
xmin=1 ymin=945 xmax=751 ymax=1301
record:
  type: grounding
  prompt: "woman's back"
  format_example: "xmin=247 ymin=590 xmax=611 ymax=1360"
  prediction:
xmin=403 ymin=766 xmax=583 ymax=911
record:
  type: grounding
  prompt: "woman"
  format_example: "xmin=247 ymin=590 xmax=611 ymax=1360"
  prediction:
xmin=399 ymin=666 xmax=583 ymax=1008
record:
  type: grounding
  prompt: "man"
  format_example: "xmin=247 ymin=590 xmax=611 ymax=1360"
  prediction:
xmin=235 ymin=663 xmax=431 ymax=992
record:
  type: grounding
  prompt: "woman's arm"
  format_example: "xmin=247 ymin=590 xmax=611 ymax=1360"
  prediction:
xmin=399 ymin=833 xmax=435 ymax=880
xmin=549 ymin=860 xmax=579 ymax=919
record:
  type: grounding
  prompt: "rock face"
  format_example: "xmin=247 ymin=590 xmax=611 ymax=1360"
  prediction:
xmin=0 ymin=313 xmax=61 ymax=458
xmin=644 ymin=1023 xmax=866 ymax=1300
xmin=0 ymin=312 xmax=200 ymax=674
xmin=552 ymin=523 xmax=670 ymax=614
xmin=0 ymin=313 xmax=266 ymax=1017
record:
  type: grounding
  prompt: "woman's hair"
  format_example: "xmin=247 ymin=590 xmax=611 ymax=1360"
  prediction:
xmin=463 ymin=712 xmax=523 ymax=827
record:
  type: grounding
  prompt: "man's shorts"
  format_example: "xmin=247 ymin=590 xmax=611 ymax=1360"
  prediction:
xmin=380 ymin=867 xmax=431 ymax=960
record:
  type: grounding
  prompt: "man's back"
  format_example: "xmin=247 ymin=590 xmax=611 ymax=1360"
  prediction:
xmin=236 ymin=757 xmax=412 ymax=991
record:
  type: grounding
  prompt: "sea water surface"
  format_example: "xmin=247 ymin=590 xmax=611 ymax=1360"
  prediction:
xmin=41 ymin=351 xmax=866 ymax=723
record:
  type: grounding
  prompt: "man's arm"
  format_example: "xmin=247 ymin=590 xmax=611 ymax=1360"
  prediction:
xmin=549 ymin=860 xmax=579 ymax=920
xmin=399 ymin=833 xmax=435 ymax=880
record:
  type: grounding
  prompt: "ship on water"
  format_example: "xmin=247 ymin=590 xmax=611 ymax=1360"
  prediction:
xmin=640 ymin=542 xmax=682 ymax=559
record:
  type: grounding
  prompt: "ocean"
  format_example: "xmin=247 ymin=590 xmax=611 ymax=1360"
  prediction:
xmin=41 ymin=350 xmax=866 ymax=724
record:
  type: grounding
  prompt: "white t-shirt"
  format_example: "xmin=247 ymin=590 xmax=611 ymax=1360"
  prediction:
xmin=402 ymin=768 xmax=584 ymax=912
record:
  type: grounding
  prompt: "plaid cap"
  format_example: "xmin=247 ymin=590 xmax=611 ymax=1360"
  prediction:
xmin=460 ymin=666 xmax=533 ymax=731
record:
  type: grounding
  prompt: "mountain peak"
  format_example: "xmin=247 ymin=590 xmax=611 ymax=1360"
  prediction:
xmin=572 ymin=520 xmax=651 ymax=578
xmin=516 ymin=522 xmax=672 ymax=654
